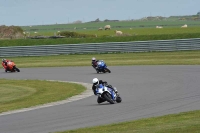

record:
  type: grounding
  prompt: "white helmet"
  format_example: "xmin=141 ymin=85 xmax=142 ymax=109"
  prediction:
xmin=92 ymin=57 xmax=96 ymax=61
xmin=2 ymin=59 xmax=6 ymax=61
xmin=92 ymin=78 xmax=99 ymax=86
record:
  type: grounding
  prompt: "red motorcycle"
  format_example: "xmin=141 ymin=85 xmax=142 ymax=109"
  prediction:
xmin=2 ymin=61 xmax=20 ymax=72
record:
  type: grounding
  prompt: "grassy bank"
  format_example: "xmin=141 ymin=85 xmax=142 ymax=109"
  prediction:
xmin=5 ymin=51 xmax=200 ymax=68
xmin=57 ymin=110 xmax=200 ymax=133
xmin=1 ymin=27 xmax=200 ymax=47
xmin=0 ymin=79 xmax=86 ymax=113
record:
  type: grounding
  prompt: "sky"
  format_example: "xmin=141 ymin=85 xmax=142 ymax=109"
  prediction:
xmin=0 ymin=0 xmax=199 ymax=26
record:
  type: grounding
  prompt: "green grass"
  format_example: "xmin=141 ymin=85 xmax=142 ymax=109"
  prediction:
xmin=24 ymin=26 xmax=200 ymax=39
xmin=1 ymin=27 xmax=200 ymax=47
xmin=21 ymin=20 xmax=200 ymax=33
xmin=0 ymin=79 xmax=86 ymax=113
xmin=77 ymin=27 xmax=200 ymax=36
xmin=56 ymin=110 xmax=200 ymax=133
xmin=6 ymin=51 xmax=200 ymax=68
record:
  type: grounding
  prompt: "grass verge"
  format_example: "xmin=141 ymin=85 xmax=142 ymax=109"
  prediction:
xmin=6 ymin=50 xmax=200 ymax=68
xmin=0 ymin=79 xmax=86 ymax=113
xmin=56 ymin=110 xmax=200 ymax=133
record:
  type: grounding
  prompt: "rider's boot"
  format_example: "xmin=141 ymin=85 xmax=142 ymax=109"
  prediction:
xmin=97 ymin=97 xmax=106 ymax=103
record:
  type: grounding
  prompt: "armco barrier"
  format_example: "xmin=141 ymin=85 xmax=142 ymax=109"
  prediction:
xmin=0 ymin=38 xmax=200 ymax=57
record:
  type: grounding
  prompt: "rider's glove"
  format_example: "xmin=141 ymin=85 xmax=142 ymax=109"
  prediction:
xmin=103 ymin=82 xmax=108 ymax=85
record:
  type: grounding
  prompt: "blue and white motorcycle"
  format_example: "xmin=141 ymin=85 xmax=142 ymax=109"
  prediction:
xmin=96 ymin=60 xmax=111 ymax=73
xmin=95 ymin=84 xmax=122 ymax=104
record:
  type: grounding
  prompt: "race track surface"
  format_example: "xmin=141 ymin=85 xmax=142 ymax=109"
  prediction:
xmin=0 ymin=66 xmax=200 ymax=133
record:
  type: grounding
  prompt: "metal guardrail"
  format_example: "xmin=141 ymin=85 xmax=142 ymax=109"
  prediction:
xmin=0 ymin=38 xmax=200 ymax=57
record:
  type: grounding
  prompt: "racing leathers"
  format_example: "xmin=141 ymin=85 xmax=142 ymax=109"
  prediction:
xmin=91 ymin=60 xmax=99 ymax=69
xmin=2 ymin=59 xmax=11 ymax=71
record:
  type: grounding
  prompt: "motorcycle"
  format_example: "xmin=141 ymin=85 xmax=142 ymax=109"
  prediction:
xmin=96 ymin=60 xmax=111 ymax=73
xmin=95 ymin=84 xmax=122 ymax=104
xmin=2 ymin=61 xmax=20 ymax=72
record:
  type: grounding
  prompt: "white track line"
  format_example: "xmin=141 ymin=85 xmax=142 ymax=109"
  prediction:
xmin=0 ymin=80 xmax=93 ymax=116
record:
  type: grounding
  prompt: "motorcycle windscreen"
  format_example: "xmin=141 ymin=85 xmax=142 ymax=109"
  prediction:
xmin=97 ymin=61 xmax=105 ymax=69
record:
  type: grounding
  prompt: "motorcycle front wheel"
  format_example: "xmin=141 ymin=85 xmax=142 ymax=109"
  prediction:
xmin=105 ymin=68 xmax=111 ymax=73
xmin=15 ymin=68 xmax=20 ymax=72
xmin=13 ymin=66 xmax=20 ymax=72
xmin=103 ymin=92 xmax=115 ymax=104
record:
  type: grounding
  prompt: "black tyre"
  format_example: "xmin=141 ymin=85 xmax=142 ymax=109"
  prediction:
xmin=15 ymin=68 xmax=20 ymax=72
xmin=14 ymin=66 xmax=20 ymax=72
xmin=103 ymin=92 xmax=115 ymax=104
xmin=105 ymin=68 xmax=111 ymax=73
xmin=116 ymin=96 xmax=122 ymax=103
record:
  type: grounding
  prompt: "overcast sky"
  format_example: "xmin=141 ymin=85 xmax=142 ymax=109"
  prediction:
xmin=0 ymin=0 xmax=199 ymax=26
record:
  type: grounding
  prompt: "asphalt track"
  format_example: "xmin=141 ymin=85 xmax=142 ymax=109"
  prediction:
xmin=0 ymin=66 xmax=200 ymax=133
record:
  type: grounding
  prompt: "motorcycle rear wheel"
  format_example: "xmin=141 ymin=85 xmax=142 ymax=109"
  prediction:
xmin=116 ymin=96 xmax=122 ymax=103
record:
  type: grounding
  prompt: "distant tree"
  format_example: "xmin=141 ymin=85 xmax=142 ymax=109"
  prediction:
xmin=94 ymin=18 xmax=100 ymax=22
xmin=197 ymin=12 xmax=200 ymax=15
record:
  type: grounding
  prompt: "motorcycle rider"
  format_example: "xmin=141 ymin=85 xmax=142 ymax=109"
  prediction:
xmin=2 ymin=58 xmax=11 ymax=71
xmin=92 ymin=78 xmax=118 ymax=103
xmin=91 ymin=57 xmax=99 ymax=70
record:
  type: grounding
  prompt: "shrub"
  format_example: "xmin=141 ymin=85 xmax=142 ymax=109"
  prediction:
xmin=0 ymin=25 xmax=24 ymax=39
xmin=60 ymin=31 xmax=95 ymax=38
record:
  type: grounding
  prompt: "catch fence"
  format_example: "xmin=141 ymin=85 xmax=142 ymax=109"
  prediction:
xmin=0 ymin=38 xmax=200 ymax=57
